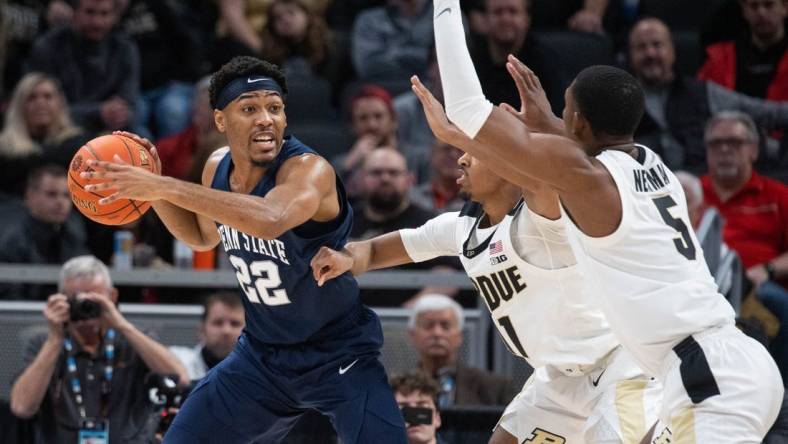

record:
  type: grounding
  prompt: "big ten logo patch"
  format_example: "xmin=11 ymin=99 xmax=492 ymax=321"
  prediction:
xmin=523 ymin=428 xmax=566 ymax=444
xmin=651 ymin=427 xmax=672 ymax=444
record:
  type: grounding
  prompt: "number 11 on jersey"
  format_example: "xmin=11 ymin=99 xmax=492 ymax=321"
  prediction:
xmin=497 ymin=315 xmax=528 ymax=358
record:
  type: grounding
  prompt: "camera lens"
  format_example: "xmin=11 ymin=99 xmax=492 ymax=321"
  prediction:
xmin=69 ymin=298 xmax=102 ymax=321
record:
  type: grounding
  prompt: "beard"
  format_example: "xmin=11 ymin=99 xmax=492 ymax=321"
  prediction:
xmin=368 ymin=189 xmax=405 ymax=213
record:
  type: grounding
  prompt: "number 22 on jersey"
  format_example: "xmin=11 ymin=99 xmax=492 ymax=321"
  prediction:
xmin=229 ymin=255 xmax=292 ymax=306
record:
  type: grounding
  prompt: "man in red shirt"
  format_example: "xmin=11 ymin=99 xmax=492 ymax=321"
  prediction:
xmin=702 ymin=110 xmax=788 ymax=385
xmin=698 ymin=0 xmax=787 ymax=102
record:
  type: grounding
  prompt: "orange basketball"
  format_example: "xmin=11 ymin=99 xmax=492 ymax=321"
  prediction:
xmin=67 ymin=134 xmax=158 ymax=226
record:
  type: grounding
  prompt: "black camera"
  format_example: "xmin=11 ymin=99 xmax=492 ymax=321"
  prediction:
xmin=68 ymin=298 xmax=102 ymax=321
xmin=146 ymin=374 xmax=193 ymax=436
xmin=401 ymin=406 xmax=433 ymax=426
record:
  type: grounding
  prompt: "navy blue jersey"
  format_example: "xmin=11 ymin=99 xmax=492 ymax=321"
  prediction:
xmin=210 ymin=136 xmax=360 ymax=344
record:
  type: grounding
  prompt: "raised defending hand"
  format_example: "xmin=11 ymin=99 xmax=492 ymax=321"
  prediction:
xmin=113 ymin=131 xmax=163 ymax=175
xmin=410 ymin=75 xmax=469 ymax=147
xmin=310 ymin=246 xmax=354 ymax=287
xmin=81 ymin=155 xmax=166 ymax=204
xmin=503 ymin=55 xmax=563 ymax=135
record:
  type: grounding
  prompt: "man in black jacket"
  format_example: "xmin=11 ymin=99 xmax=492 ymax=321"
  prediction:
xmin=27 ymin=0 xmax=140 ymax=135
xmin=0 ymin=164 xmax=89 ymax=299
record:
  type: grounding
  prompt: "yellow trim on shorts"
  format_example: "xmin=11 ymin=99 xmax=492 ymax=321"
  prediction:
xmin=615 ymin=379 xmax=648 ymax=444
xmin=671 ymin=408 xmax=696 ymax=444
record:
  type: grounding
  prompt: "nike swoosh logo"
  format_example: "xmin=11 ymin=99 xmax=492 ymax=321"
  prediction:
xmin=435 ymin=7 xmax=451 ymax=19
xmin=591 ymin=368 xmax=606 ymax=387
xmin=247 ymin=77 xmax=266 ymax=83
xmin=338 ymin=359 xmax=359 ymax=375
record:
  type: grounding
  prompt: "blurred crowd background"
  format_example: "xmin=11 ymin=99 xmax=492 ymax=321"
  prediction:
xmin=0 ymin=0 xmax=787 ymax=442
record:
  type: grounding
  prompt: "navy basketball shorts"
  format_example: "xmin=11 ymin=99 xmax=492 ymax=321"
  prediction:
xmin=164 ymin=307 xmax=407 ymax=443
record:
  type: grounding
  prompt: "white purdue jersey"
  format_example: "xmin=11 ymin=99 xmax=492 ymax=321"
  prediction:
xmin=400 ymin=200 xmax=618 ymax=374
xmin=561 ymin=145 xmax=736 ymax=377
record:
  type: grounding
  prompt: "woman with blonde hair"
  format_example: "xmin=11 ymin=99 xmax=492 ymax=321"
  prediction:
xmin=0 ymin=72 xmax=85 ymax=197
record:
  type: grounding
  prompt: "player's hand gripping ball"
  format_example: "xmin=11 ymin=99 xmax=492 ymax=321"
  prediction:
xmin=67 ymin=134 xmax=159 ymax=225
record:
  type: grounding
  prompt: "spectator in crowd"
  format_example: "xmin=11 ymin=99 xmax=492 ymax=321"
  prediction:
xmin=120 ymin=0 xmax=204 ymax=139
xmin=470 ymin=0 xmax=571 ymax=114
xmin=324 ymin=0 xmax=386 ymax=31
xmin=156 ymin=76 xmax=225 ymax=183
xmin=529 ymin=0 xmax=612 ymax=34
xmin=390 ymin=370 xmax=447 ymax=444
xmin=337 ymin=85 xmax=427 ymax=194
xmin=698 ymin=0 xmax=787 ymax=101
xmin=629 ymin=17 xmax=788 ymax=174
xmin=9 ymin=255 xmax=188 ymax=443
xmin=261 ymin=0 xmax=350 ymax=89
xmin=411 ymin=140 xmax=464 ymax=213
xmin=700 ymin=111 xmax=788 ymax=385
xmin=27 ymin=0 xmax=140 ymax=136
xmin=2 ymin=0 xmax=73 ymax=96
xmin=351 ymin=148 xmax=433 ymax=241
xmin=211 ymin=0 xmax=331 ymax=69
xmin=351 ymin=0 xmax=433 ymax=88
xmin=0 ymin=72 xmax=86 ymax=197
xmin=351 ymin=149 xmax=459 ymax=306
xmin=0 ymin=165 xmax=89 ymax=299
xmin=675 ymin=170 xmax=706 ymax=228
xmin=408 ymin=294 xmax=516 ymax=406
xmin=170 ymin=292 xmax=245 ymax=382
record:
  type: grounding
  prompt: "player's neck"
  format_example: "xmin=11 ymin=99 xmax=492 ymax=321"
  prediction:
xmin=482 ymin=195 xmax=520 ymax=226
xmin=228 ymin=160 xmax=267 ymax=194
xmin=588 ymin=137 xmax=635 ymax=156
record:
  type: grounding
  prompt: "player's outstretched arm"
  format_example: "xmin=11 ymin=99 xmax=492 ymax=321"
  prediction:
xmin=432 ymin=0 xmax=595 ymax=193
xmin=311 ymin=232 xmax=413 ymax=286
xmin=158 ymin=153 xmax=337 ymax=240
xmin=311 ymin=211 xmax=460 ymax=286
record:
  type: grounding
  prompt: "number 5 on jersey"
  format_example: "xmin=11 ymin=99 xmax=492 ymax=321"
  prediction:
xmin=229 ymin=255 xmax=292 ymax=306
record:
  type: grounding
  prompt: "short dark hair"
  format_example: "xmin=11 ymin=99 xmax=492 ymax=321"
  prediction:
xmin=390 ymin=370 xmax=440 ymax=407
xmin=201 ymin=292 xmax=243 ymax=322
xmin=27 ymin=164 xmax=67 ymax=191
xmin=209 ymin=56 xmax=288 ymax=109
xmin=571 ymin=65 xmax=645 ymax=137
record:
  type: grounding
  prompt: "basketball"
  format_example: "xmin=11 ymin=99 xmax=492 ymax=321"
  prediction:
xmin=67 ymin=134 xmax=158 ymax=226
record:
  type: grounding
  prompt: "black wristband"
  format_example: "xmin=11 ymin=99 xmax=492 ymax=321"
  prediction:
xmin=765 ymin=262 xmax=777 ymax=281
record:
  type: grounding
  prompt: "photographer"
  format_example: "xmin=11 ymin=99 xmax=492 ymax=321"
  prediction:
xmin=391 ymin=370 xmax=448 ymax=444
xmin=9 ymin=255 xmax=188 ymax=443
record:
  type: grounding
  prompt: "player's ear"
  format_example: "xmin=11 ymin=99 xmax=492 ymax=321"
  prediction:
xmin=572 ymin=111 xmax=587 ymax=137
xmin=214 ymin=110 xmax=226 ymax=133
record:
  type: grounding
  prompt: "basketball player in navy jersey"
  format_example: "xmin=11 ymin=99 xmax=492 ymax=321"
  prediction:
xmin=80 ymin=56 xmax=407 ymax=443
